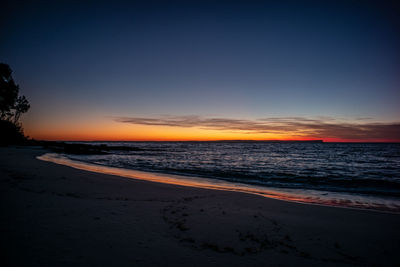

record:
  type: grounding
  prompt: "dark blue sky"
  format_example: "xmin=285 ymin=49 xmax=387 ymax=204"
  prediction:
xmin=1 ymin=0 xmax=399 ymax=140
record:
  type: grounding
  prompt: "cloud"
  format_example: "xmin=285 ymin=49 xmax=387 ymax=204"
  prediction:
xmin=115 ymin=115 xmax=400 ymax=140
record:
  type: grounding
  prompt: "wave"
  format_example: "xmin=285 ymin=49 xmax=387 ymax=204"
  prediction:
xmin=38 ymin=153 xmax=400 ymax=213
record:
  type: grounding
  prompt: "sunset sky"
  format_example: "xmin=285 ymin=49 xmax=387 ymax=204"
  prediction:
xmin=1 ymin=0 xmax=399 ymax=141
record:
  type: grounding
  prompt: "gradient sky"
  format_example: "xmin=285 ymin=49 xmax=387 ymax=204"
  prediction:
xmin=1 ymin=0 xmax=399 ymax=141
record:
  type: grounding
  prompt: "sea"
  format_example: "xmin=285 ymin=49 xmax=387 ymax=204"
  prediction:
xmin=39 ymin=141 xmax=400 ymax=212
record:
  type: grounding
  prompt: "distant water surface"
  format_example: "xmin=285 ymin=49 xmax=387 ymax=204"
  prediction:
xmin=50 ymin=142 xmax=400 ymax=211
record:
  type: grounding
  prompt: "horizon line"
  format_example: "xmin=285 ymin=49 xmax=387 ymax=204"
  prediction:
xmin=34 ymin=139 xmax=400 ymax=143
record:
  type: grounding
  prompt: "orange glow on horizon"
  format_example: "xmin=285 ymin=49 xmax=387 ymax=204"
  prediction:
xmin=26 ymin=126 xmax=307 ymax=141
xmin=21 ymin=113 xmax=399 ymax=143
xmin=24 ymin=122 xmax=399 ymax=143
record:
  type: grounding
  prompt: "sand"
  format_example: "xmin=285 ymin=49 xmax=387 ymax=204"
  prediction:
xmin=1 ymin=146 xmax=399 ymax=266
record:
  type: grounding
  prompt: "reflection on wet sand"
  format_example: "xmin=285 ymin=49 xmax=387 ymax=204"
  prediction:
xmin=38 ymin=153 xmax=400 ymax=213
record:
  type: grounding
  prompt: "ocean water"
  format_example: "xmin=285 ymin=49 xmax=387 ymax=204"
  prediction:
xmin=48 ymin=142 xmax=400 ymax=211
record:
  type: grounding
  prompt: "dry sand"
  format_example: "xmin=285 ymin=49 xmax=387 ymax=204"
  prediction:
xmin=1 ymin=147 xmax=399 ymax=266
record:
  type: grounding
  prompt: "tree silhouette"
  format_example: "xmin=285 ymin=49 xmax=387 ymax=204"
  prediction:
xmin=0 ymin=63 xmax=30 ymax=125
xmin=13 ymin=95 xmax=30 ymax=125
xmin=0 ymin=63 xmax=30 ymax=144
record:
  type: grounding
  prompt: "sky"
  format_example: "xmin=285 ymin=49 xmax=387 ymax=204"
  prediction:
xmin=1 ymin=0 xmax=399 ymax=141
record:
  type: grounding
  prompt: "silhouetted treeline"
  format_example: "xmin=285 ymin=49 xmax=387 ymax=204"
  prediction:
xmin=0 ymin=120 xmax=27 ymax=146
xmin=0 ymin=63 xmax=30 ymax=145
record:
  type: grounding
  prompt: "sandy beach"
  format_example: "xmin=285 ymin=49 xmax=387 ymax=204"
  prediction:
xmin=1 ymin=147 xmax=399 ymax=266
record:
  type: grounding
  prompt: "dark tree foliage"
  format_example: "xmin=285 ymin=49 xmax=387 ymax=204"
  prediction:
xmin=0 ymin=63 xmax=19 ymax=119
xmin=13 ymin=95 xmax=30 ymax=124
xmin=0 ymin=120 xmax=26 ymax=145
xmin=0 ymin=63 xmax=30 ymax=145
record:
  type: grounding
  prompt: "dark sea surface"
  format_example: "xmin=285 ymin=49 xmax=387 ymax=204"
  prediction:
xmin=54 ymin=142 xmax=400 ymax=211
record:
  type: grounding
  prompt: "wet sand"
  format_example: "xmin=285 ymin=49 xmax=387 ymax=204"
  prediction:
xmin=1 ymin=147 xmax=399 ymax=266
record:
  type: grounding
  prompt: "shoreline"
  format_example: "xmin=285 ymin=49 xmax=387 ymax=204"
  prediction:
xmin=2 ymin=146 xmax=400 ymax=266
xmin=39 ymin=152 xmax=400 ymax=213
